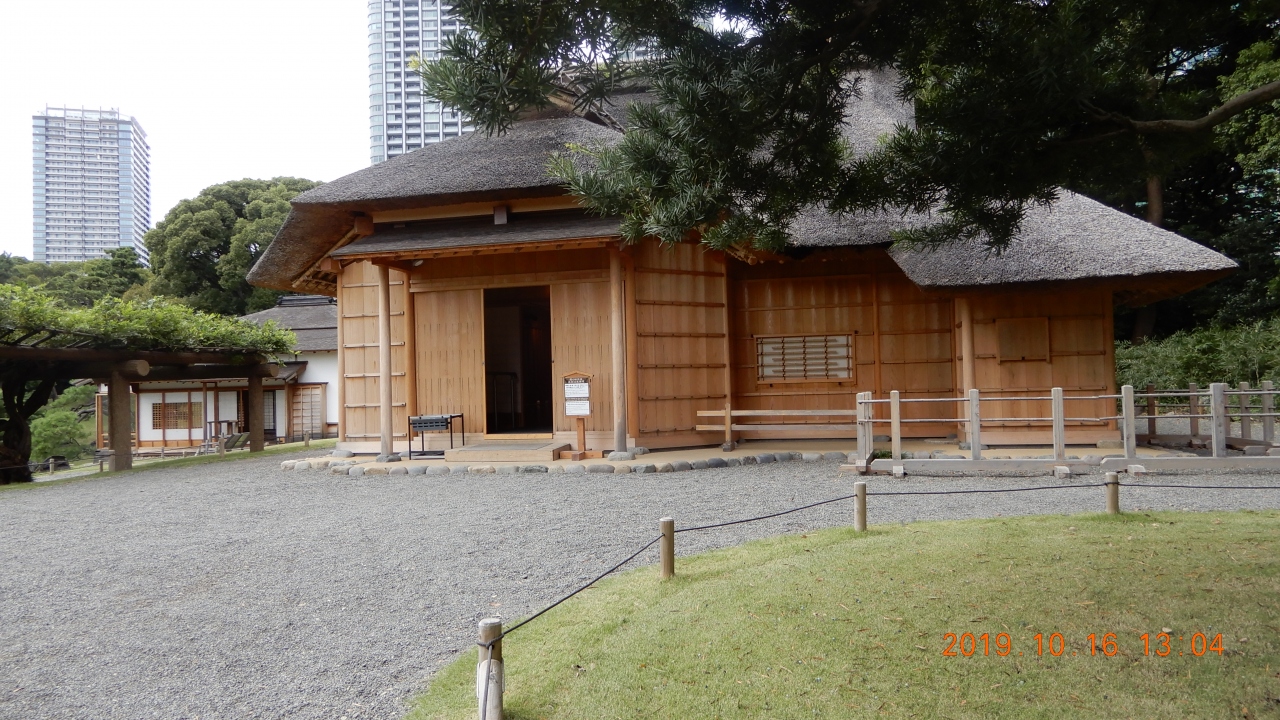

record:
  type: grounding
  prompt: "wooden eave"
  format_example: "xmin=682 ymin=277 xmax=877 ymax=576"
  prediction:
xmin=338 ymin=236 xmax=619 ymax=265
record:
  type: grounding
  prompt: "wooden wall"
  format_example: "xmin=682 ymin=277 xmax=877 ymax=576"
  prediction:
xmin=403 ymin=248 xmax=615 ymax=445
xmin=337 ymin=261 xmax=410 ymax=444
xmin=630 ymin=240 xmax=729 ymax=446
xmin=968 ymin=288 xmax=1116 ymax=443
xmin=729 ymin=249 xmax=956 ymax=437
xmin=336 ymin=242 xmax=1119 ymax=449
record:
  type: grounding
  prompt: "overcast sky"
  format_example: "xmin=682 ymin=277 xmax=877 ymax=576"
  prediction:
xmin=0 ymin=0 xmax=370 ymax=260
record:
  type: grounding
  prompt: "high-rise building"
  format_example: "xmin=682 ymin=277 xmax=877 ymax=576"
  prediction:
xmin=367 ymin=0 xmax=472 ymax=164
xmin=32 ymin=107 xmax=151 ymax=264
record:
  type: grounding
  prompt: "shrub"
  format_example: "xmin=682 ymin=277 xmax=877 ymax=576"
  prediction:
xmin=1115 ymin=319 xmax=1280 ymax=388
xmin=30 ymin=410 xmax=90 ymax=461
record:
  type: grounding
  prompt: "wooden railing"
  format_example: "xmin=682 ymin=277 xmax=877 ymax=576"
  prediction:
xmin=698 ymin=383 xmax=1280 ymax=464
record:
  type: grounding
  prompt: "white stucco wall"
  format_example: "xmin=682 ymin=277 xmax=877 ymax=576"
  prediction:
xmin=296 ymin=350 xmax=340 ymax=426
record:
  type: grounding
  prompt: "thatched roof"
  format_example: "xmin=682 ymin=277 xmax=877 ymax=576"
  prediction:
xmin=240 ymin=295 xmax=337 ymax=353
xmin=248 ymin=69 xmax=1234 ymax=303
xmin=784 ymin=69 xmax=1235 ymax=302
xmin=247 ymin=112 xmax=621 ymax=292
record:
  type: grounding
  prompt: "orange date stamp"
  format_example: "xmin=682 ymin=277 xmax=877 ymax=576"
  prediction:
xmin=941 ymin=631 xmax=1225 ymax=658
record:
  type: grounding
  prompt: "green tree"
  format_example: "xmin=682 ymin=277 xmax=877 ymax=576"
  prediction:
xmin=40 ymin=247 xmax=150 ymax=308
xmin=146 ymin=178 xmax=321 ymax=315
xmin=0 ymin=285 xmax=295 ymax=484
xmin=420 ymin=0 xmax=1280 ymax=251
xmin=30 ymin=411 xmax=89 ymax=462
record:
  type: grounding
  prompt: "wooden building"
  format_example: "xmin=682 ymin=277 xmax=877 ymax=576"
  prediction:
xmin=248 ymin=73 xmax=1234 ymax=454
xmin=94 ymin=295 xmax=340 ymax=452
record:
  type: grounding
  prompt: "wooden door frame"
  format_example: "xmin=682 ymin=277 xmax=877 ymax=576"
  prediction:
xmin=481 ymin=284 xmax=555 ymax=440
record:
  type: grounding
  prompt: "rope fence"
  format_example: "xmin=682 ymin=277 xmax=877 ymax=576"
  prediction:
xmin=472 ymin=475 xmax=1280 ymax=719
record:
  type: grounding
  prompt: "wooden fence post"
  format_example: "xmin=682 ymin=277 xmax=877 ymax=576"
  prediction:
xmin=217 ymin=433 xmax=226 ymax=458
xmin=889 ymin=390 xmax=902 ymax=461
xmin=304 ymin=430 xmax=311 ymax=447
xmin=1051 ymin=387 xmax=1066 ymax=462
xmin=722 ymin=403 xmax=734 ymax=452
xmin=1121 ymin=385 xmax=1137 ymax=460
xmin=1188 ymin=382 xmax=1200 ymax=438
xmin=1105 ymin=471 xmax=1120 ymax=515
xmin=1210 ymin=383 xmax=1227 ymax=458
xmin=854 ymin=482 xmax=867 ymax=532
xmin=1263 ymin=380 xmax=1275 ymax=443
xmin=659 ymin=517 xmax=675 ymax=580
xmin=477 ymin=618 xmax=504 ymax=720
xmin=967 ymin=389 xmax=982 ymax=461
xmin=856 ymin=392 xmax=871 ymax=465
xmin=1238 ymin=381 xmax=1252 ymax=442
xmin=1145 ymin=384 xmax=1157 ymax=437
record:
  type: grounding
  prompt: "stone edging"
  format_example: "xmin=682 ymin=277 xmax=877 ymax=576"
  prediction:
xmin=278 ymin=451 xmax=854 ymax=476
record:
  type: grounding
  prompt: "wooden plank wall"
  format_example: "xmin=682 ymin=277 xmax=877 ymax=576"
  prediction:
xmin=404 ymin=249 xmax=613 ymax=441
xmin=969 ymin=289 xmax=1116 ymax=441
xmin=632 ymin=240 xmax=728 ymax=445
xmin=413 ymin=287 xmax=485 ymax=431
xmin=550 ymin=282 xmax=614 ymax=434
xmin=337 ymin=261 xmax=409 ymax=443
xmin=730 ymin=249 xmax=956 ymax=437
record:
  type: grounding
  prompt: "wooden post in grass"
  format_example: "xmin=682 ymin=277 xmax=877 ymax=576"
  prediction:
xmin=854 ymin=482 xmax=867 ymax=532
xmin=217 ymin=432 xmax=226 ymax=458
xmin=1188 ymin=383 xmax=1200 ymax=439
xmin=889 ymin=391 xmax=902 ymax=461
xmin=1051 ymin=387 xmax=1066 ymax=463
xmin=477 ymin=618 xmax=503 ymax=720
xmin=1262 ymin=381 xmax=1275 ymax=443
xmin=1209 ymin=383 xmax=1227 ymax=458
xmin=304 ymin=430 xmax=311 ymax=448
xmin=660 ymin=517 xmax=675 ymax=579
xmin=1121 ymin=385 xmax=1137 ymax=460
xmin=1105 ymin=472 xmax=1120 ymax=515
xmin=1238 ymin=381 xmax=1252 ymax=442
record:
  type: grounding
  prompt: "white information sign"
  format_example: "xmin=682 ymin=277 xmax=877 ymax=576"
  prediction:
xmin=564 ymin=378 xmax=590 ymax=399
xmin=564 ymin=376 xmax=591 ymax=416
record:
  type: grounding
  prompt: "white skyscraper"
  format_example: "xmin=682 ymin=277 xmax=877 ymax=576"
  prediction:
xmin=32 ymin=107 xmax=151 ymax=264
xmin=367 ymin=0 xmax=472 ymax=164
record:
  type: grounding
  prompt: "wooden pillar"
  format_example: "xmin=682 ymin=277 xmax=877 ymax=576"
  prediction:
xmin=402 ymin=269 xmax=419 ymax=419
xmin=623 ymin=251 xmax=641 ymax=440
xmin=108 ymin=371 xmax=133 ymax=471
xmin=247 ymin=374 xmax=264 ymax=452
xmin=336 ymin=266 xmax=347 ymax=443
xmin=720 ymin=258 xmax=735 ymax=447
xmin=377 ymin=263 xmax=395 ymax=456
xmin=95 ymin=392 xmax=104 ymax=450
xmin=610 ymin=248 xmax=628 ymax=452
xmin=956 ymin=297 xmax=975 ymax=443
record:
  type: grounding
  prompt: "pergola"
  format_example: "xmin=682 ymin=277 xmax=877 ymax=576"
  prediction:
xmin=0 ymin=339 xmax=279 ymax=472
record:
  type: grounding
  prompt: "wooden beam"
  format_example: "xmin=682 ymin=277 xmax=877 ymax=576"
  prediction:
xmin=107 ymin=371 xmax=133 ymax=471
xmin=0 ymin=346 xmax=262 ymax=365
xmin=121 ymin=364 xmax=281 ymax=382
xmin=336 ymin=264 xmax=347 ymax=443
xmin=377 ymin=263 xmax=395 ymax=456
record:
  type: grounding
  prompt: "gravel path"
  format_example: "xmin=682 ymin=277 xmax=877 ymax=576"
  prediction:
xmin=1 ymin=452 xmax=1278 ymax=719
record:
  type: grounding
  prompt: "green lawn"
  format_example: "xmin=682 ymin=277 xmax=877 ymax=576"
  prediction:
xmin=409 ymin=511 xmax=1280 ymax=719
xmin=1 ymin=438 xmax=336 ymax=491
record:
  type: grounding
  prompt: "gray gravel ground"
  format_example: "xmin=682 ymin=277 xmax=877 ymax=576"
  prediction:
xmin=1 ymin=451 xmax=1278 ymax=719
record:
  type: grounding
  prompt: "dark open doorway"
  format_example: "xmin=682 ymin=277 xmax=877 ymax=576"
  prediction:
xmin=483 ymin=286 xmax=553 ymax=433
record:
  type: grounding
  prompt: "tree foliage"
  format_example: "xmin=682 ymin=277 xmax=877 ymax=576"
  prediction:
xmin=0 ymin=248 xmax=149 ymax=307
xmin=421 ymin=0 xmax=1280 ymax=251
xmin=146 ymin=178 xmax=321 ymax=315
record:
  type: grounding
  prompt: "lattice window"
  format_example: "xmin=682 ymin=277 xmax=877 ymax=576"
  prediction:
xmin=756 ymin=335 xmax=853 ymax=381
xmin=151 ymin=402 xmax=203 ymax=430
